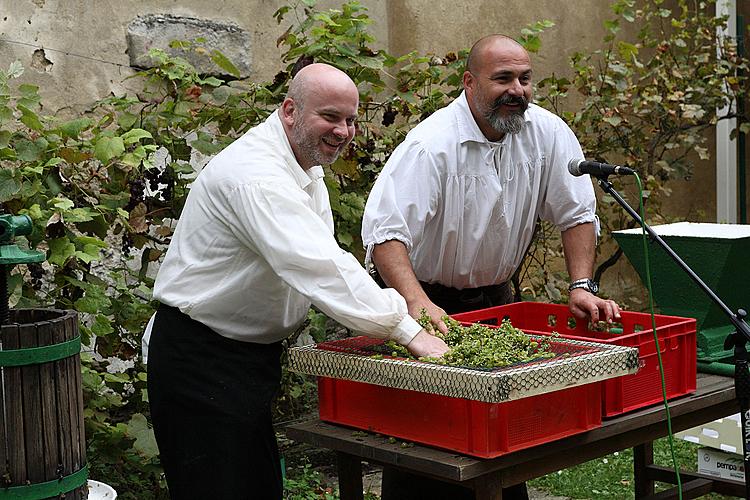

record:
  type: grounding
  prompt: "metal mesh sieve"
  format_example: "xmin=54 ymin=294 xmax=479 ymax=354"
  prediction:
xmin=289 ymin=335 xmax=639 ymax=403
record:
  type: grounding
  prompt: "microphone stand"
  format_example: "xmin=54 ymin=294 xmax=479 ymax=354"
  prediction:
xmin=593 ymin=173 xmax=750 ymax=499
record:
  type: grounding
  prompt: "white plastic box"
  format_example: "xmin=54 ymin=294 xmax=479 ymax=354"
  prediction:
xmin=697 ymin=447 xmax=745 ymax=481
xmin=677 ymin=413 xmax=742 ymax=454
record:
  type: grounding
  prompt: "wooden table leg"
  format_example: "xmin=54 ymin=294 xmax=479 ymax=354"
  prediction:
xmin=634 ymin=442 xmax=655 ymax=498
xmin=472 ymin=472 xmax=504 ymax=500
xmin=336 ymin=451 xmax=363 ymax=500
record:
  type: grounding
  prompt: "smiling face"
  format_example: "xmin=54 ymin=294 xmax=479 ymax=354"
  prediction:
xmin=281 ymin=64 xmax=359 ymax=169
xmin=463 ymin=36 xmax=533 ymax=141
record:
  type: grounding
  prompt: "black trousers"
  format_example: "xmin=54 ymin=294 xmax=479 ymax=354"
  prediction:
xmin=381 ymin=280 xmax=529 ymax=500
xmin=148 ymin=304 xmax=284 ymax=500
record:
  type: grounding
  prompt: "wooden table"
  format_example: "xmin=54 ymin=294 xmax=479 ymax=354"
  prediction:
xmin=286 ymin=373 xmax=746 ymax=499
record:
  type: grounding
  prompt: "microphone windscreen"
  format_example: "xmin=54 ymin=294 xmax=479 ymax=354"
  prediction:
xmin=567 ymin=158 xmax=583 ymax=176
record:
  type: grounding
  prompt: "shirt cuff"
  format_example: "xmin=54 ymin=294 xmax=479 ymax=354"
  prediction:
xmin=390 ymin=314 xmax=422 ymax=346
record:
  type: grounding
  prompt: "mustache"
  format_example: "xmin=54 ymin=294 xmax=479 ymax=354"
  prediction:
xmin=492 ymin=95 xmax=528 ymax=110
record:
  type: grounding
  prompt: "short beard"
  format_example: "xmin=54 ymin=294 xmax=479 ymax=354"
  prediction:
xmin=291 ymin=122 xmax=343 ymax=167
xmin=484 ymin=95 xmax=528 ymax=136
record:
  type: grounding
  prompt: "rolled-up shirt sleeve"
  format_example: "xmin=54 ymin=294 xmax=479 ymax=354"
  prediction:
xmin=539 ymin=120 xmax=597 ymax=232
xmin=361 ymin=141 xmax=441 ymax=267
xmin=226 ymin=180 xmax=422 ymax=346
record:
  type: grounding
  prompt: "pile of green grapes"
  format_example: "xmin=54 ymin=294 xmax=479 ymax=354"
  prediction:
xmin=381 ymin=310 xmax=557 ymax=369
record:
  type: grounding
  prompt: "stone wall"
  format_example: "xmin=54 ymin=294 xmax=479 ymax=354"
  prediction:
xmin=0 ymin=0 xmax=388 ymax=116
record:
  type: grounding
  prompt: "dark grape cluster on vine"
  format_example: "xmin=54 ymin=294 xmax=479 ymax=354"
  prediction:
xmin=121 ymin=232 xmax=134 ymax=254
xmin=381 ymin=105 xmax=397 ymax=127
xmin=125 ymin=178 xmax=146 ymax=211
xmin=143 ymin=167 xmax=176 ymax=202
xmin=27 ymin=262 xmax=45 ymax=291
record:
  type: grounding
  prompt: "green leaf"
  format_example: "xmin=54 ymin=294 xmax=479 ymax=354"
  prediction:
xmin=0 ymin=130 xmax=10 ymax=148
xmin=191 ymin=137 xmax=223 ymax=155
xmin=15 ymin=137 xmax=47 ymax=162
xmin=519 ymin=35 xmax=541 ymax=54
xmin=0 ymin=168 xmax=21 ymax=202
xmin=121 ymin=128 xmax=152 ymax=145
xmin=76 ymin=215 xmax=110 ymax=239
xmin=77 ymin=236 xmax=107 ymax=248
xmin=59 ymin=118 xmax=93 ymax=140
xmin=117 ymin=112 xmax=138 ymax=131
xmin=126 ymin=413 xmax=159 ymax=459
xmin=51 ymin=197 xmax=75 ymax=211
xmin=90 ymin=314 xmax=114 ymax=335
xmin=313 ymin=13 xmax=340 ymax=26
xmin=44 ymin=157 xmax=64 ymax=167
xmin=617 ymin=41 xmax=639 ymax=60
xmin=0 ymin=106 xmax=12 ymax=124
xmin=7 ymin=61 xmax=24 ymax=79
xmin=94 ymin=136 xmax=125 ymax=163
xmin=65 ymin=207 xmax=96 ymax=223
xmin=18 ymin=104 xmax=43 ymax=131
xmin=74 ymin=287 xmax=112 ymax=313
xmin=48 ymin=238 xmax=76 ymax=266
xmin=604 ymin=19 xmax=620 ymax=34
xmin=22 ymin=164 xmax=44 ymax=175
xmin=603 ymin=115 xmax=622 ymax=126
xmin=210 ymin=50 xmax=240 ymax=78
xmin=19 ymin=83 xmax=39 ymax=98
xmin=352 ymin=54 xmax=384 ymax=70
xmin=201 ymin=76 xmax=223 ymax=87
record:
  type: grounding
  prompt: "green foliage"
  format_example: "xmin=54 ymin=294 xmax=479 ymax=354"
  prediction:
xmin=274 ymin=0 xmax=469 ymax=255
xmin=529 ymin=436 xmax=736 ymax=499
xmin=529 ymin=0 xmax=749 ymax=301
xmin=284 ymin=462 xmax=338 ymax=499
xmin=391 ymin=311 xmax=556 ymax=368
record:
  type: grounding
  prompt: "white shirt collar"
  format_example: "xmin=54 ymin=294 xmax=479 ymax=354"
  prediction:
xmin=268 ymin=110 xmax=322 ymax=189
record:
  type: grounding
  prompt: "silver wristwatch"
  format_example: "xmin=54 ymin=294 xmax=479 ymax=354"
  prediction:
xmin=568 ymin=278 xmax=599 ymax=295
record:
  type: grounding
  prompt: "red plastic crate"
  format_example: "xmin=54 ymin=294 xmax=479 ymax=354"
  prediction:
xmin=452 ymin=302 xmax=697 ymax=417
xmin=318 ymin=377 xmax=602 ymax=458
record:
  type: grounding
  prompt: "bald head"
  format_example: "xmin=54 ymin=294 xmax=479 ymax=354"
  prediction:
xmin=466 ymin=35 xmax=528 ymax=75
xmin=280 ymin=63 xmax=359 ymax=169
xmin=462 ymin=35 xmax=533 ymax=141
xmin=287 ymin=63 xmax=358 ymax=109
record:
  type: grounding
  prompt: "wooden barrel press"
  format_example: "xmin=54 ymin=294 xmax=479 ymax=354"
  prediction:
xmin=0 ymin=309 xmax=87 ymax=499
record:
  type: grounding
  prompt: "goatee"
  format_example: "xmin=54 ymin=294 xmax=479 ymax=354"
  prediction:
xmin=486 ymin=95 xmax=528 ymax=135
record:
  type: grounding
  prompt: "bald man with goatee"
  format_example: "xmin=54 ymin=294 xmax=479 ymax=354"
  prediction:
xmin=363 ymin=35 xmax=622 ymax=500
xmin=147 ymin=63 xmax=448 ymax=499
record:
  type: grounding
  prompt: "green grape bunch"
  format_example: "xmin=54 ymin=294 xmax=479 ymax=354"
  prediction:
xmin=381 ymin=309 xmax=557 ymax=370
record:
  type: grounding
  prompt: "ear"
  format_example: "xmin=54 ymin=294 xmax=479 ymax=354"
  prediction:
xmin=462 ymin=70 xmax=475 ymax=92
xmin=280 ymin=98 xmax=297 ymax=127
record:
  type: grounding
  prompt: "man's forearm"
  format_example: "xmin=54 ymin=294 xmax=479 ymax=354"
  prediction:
xmin=561 ymin=222 xmax=596 ymax=281
xmin=371 ymin=240 xmax=429 ymax=303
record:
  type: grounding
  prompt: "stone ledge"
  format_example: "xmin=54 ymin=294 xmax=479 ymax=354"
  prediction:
xmin=126 ymin=13 xmax=252 ymax=78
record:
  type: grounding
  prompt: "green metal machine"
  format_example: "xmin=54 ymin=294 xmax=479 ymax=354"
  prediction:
xmin=0 ymin=213 xmax=45 ymax=324
xmin=613 ymin=222 xmax=750 ymax=372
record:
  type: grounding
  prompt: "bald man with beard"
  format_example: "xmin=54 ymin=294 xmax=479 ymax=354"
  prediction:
xmin=363 ymin=35 xmax=622 ymax=500
xmin=147 ymin=63 xmax=448 ymax=499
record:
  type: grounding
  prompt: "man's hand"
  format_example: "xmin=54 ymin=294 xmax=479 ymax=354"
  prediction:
xmin=407 ymin=298 xmax=449 ymax=334
xmin=405 ymin=329 xmax=449 ymax=358
xmin=568 ymin=288 xmax=621 ymax=323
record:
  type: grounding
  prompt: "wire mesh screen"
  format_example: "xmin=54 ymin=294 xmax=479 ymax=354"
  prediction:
xmin=289 ymin=335 xmax=639 ymax=403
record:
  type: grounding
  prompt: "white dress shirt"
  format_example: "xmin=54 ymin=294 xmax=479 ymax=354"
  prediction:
xmin=362 ymin=92 xmax=597 ymax=290
xmin=152 ymin=110 xmax=420 ymax=346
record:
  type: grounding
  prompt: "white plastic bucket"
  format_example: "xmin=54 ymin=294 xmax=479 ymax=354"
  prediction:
xmin=87 ymin=480 xmax=118 ymax=499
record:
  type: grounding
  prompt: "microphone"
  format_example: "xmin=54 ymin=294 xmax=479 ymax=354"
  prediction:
xmin=568 ymin=158 xmax=636 ymax=177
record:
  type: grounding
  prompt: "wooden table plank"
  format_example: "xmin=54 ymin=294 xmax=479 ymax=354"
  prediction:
xmin=286 ymin=373 xmax=739 ymax=494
